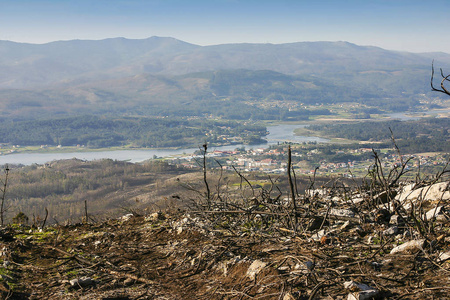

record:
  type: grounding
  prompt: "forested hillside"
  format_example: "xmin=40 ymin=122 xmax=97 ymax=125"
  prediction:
xmin=0 ymin=115 xmax=267 ymax=147
xmin=0 ymin=37 xmax=449 ymax=120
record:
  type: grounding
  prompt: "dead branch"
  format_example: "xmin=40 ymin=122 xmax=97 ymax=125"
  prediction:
xmin=202 ymin=144 xmax=211 ymax=209
xmin=0 ymin=165 xmax=9 ymax=227
xmin=287 ymin=146 xmax=298 ymax=230
xmin=431 ymin=60 xmax=450 ymax=96
xmin=232 ymin=165 xmax=255 ymax=198
xmin=46 ymin=245 xmax=158 ymax=285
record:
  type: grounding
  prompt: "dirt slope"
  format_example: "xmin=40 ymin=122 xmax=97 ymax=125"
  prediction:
xmin=0 ymin=203 xmax=449 ymax=300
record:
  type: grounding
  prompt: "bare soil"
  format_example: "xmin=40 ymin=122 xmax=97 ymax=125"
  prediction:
xmin=0 ymin=208 xmax=448 ymax=300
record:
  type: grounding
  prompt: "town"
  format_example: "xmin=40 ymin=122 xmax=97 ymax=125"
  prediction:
xmin=167 ymin=142 xmax=449 ymax=178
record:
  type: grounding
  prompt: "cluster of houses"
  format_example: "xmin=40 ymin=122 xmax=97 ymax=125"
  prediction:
xmin=168 ymin=145 xmax=448 ymax=177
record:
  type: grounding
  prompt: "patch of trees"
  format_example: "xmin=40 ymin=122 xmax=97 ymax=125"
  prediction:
xmin=0 ymin=115 xmax=267 ymax=148
xmin=148 ymin=97 xmax=334 ymax=121
xmin=309 ymin=118 xmax=449 ymax=153
xmin=4 ymin=159 xmax=188 ymax=224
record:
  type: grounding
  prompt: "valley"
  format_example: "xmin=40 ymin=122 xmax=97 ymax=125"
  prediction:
xmin=0 ymin=37 xmax=448 ymax=299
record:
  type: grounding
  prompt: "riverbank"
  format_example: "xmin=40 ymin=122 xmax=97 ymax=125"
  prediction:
xmin=1 ymin=106 xmax=448 ymax=166
xmin=0 ymin=124 xmax=329 ymax=165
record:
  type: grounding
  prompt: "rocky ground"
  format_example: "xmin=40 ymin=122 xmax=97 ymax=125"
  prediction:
xmin=0 ymin=179 xmax=449 ymax=299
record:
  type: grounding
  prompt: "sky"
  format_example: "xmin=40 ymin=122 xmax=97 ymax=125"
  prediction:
xmin=1 ymin=0 xmax=449 ymax=53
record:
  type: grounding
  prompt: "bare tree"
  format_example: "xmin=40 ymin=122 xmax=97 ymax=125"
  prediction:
xmin=431 ymin=60 xmax=450 ymax=96
xmin=0 ymin=165 xmax=9 ymax=227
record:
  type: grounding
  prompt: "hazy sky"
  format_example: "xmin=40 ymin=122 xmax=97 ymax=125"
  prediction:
xmin=1 ymin=0 xmax=449 ymax=53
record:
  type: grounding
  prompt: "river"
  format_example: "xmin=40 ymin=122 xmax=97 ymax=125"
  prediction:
xmin=385 ymin=108 xmax=450 ymax=121
xmin=2 ymin=107 xmax=447 ymax=166
xmin=0 ymin=124 xmax=327 ymax=166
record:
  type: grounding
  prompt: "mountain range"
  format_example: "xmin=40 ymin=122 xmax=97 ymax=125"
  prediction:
xmin=1 ymin=36 xmax=449 ymax=119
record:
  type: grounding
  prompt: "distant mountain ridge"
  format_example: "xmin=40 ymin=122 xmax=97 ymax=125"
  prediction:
xmin=1 ymin=36 xmax=449 ymax=89
xmin=0 ymin=37 xmax=199 ymax=89
xmin=0 ymin=37 xmax=449 ymax=120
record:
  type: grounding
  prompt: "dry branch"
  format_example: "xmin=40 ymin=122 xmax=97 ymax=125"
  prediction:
xmin=431 ymin=60 xmax=450 ymax=96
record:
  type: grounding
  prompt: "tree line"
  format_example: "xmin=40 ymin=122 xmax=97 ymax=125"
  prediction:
xmin=0 ymin=115 xmax=268 ymax=148
xmin=308 ymin=117 xmax=449 ymax=153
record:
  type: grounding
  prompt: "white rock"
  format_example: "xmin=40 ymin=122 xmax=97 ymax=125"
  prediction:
xmin=389 ymin=214 xmax=404 ymax=225
xmin=350 ymin=197 xmax=365 ymax=205
xmin=70 ymin=276 xmax=95 ymax=287
xmin=398 ymin=183 xmax=416 ymax=196
xmin=425 ymin=206 xmax=447 ymax=222
xmin=306 ymin=188 xmax=329 ymax=197
xmin=344 ymin=281 xmax=372 ymax=291
xmin=311 ymin=229 xmax=326 ymax=241
xmin=396 ymin=182 xmax=450 ymax=206
xmin=374 ymin=190 xmax=396 ymax=204
xmin=311 ymin=229 xmax=337 ymax=242
xmin=120 ymin=213 xmax=134 ymax=221
xmin=347 ymin=289 xmax=380 ymax=300
xmin=383 ymin=226 xmax=398 ymax=236
xmin=176 ymin=226 xmax=183 ymax=235
xmin=390 ymin=239 xmax=425 ymax=254
xmin=437 ymin=251 xmax=450 ymax=263
xmin=145 ymin=212 xmax=165 ymax=222
xmin=330 ymin=208 xmax=355 ymax=218
xmin=344 ymin=281 xmax=379 ymax=300
xmin=246 ymin=260 xmax=267 ymax=280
